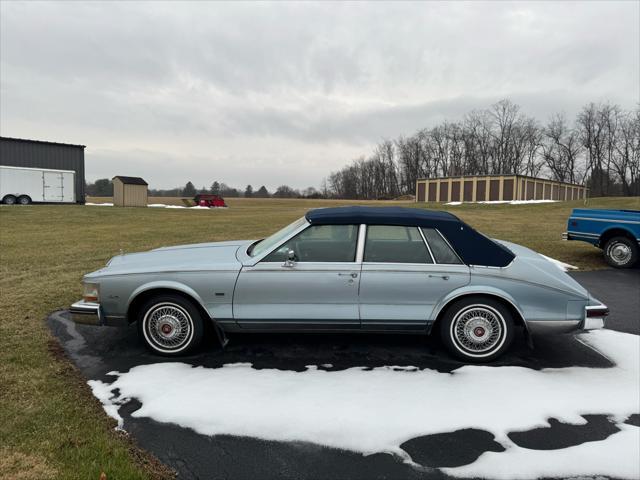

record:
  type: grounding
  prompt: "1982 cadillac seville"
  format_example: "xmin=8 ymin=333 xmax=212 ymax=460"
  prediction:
xmin=70 ymin=207 xmax=608 ymax=362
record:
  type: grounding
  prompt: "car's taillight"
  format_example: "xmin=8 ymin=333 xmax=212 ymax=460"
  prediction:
xmin=586 ymin=306 xmax=609 ymax=318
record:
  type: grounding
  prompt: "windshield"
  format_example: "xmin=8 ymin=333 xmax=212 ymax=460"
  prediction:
xmin=248 ymin=217 xmax=308 ymax=257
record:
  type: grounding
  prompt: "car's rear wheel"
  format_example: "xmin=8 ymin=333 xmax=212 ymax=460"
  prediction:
xmin=137 ymin=294 xmax=204 ymax=356
xmin=440 ymin=296 xmax=514 ymax=362
xmin=603 ymin=236 xmax=638 ymax=269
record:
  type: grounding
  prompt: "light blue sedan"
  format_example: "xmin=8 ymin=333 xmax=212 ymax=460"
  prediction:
xmin=70 ymin=206 xmax=608 ymax=362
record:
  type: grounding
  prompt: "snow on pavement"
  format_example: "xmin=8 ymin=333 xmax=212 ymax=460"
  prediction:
xmin=89 ymin=329 xmax=640 ymax=478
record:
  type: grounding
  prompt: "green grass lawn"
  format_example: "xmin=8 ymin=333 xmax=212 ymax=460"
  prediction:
xmin=1 ymin=196 xmax=638 ymax=479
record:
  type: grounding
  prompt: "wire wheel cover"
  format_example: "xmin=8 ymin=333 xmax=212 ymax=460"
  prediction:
xmin=453 ymin=306 xmax=504 ymax=353
xmin=145 ymin=303 xmax=193 ymax=350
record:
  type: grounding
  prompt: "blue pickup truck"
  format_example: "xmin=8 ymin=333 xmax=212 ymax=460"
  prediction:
xmin=564 ymin=209 xmax=640 ymax=268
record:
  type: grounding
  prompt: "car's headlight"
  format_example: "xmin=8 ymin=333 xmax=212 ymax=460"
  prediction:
xmin=83 ymin=283 xmax=100 ymax=303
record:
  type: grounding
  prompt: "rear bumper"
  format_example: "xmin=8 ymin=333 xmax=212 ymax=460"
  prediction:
xmin=582 ymin=304 xmax=609 ymax=330
xmin=69 ymin=300 xmax=127 ymax=327
xmin=526 ymin=304 xmax=608 ymax=335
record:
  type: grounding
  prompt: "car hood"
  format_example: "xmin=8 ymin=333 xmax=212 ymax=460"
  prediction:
xmin=492 ymin=240 xmax=588 ymax=299
xmin=88 ymin=240 xmax=250 ymax=277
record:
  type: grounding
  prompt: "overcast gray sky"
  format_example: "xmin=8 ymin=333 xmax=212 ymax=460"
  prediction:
xmin=1 ymin=1 xmax=638 ymax=190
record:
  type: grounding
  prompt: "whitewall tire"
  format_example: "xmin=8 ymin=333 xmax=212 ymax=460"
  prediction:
xmin=440 ymin=296 xmax=514 ymax=362
xmin=137 ymin=294 xmax=204 ymax=356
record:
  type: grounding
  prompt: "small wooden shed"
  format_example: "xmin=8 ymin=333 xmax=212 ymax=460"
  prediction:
xmin=112 ymin=176 xmax=148 ymax=207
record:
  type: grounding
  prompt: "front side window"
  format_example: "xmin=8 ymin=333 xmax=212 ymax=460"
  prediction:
xmin=364 ymin=225 xmax=433 ymax=263
xmin=421 ymin=228 xmax=463 ymax=264
xmin=249 ymin=217 xmax=308 ymax=258
xmin=263 ymin=224 xmax=358 ymax=263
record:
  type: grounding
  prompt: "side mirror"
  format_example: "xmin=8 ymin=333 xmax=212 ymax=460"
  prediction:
xmin=283 ymin=249 xmax=296 ymax=268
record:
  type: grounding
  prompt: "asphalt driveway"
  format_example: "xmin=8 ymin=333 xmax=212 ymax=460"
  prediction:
xmin=47 ymin=269 xmax=639 ymax=480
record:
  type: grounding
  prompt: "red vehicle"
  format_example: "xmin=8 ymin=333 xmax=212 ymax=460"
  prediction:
xmin=194 ymin=194 xmax=227 ymax=208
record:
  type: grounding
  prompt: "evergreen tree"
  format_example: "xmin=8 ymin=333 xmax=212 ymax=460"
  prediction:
xmin=255 ymin=185 xmax=270 ymax=198
xmin=244 ymin=185 xmax=253 ymax=197
xmin=210 ymin=181 xmax=220 ymax=195
xmin=183 ymin=181 xmax=197 ymax=197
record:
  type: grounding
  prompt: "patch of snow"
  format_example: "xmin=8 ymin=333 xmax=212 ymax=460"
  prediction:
xmin=509 ymin=199 xmax=557 ymax=205
xmin=445 ymin=424 xmax=640 ymax=479
xmin=87 ymin=378 xmax=124 ymax=430
xmin=540 ymin=254 xmax=578 ymax=271
xmin=446 ymin=200 xmax=557 ymax=206
xmin=87 ymin=202 xmax=221 ymax=210
xmin=89 ymin=330 xmax=639 ymax=477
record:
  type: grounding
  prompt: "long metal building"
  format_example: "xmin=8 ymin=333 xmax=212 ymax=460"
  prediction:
xmin=416 ymin=174 xmax=587 ymax=203
xmin=0 ymin=136 xmax=86 ymax=203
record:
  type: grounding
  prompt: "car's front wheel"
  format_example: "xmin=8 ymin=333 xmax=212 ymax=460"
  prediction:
xmin=137 ymin=294 xmax=204 ymax=356
xmin=603 ymin=236 xmax=638 ymax=269
xmin=440 ymin=296 xmax=514 ymax=362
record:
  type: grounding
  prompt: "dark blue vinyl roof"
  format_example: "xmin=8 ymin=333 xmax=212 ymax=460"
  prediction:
xmin=306 ymin=206 xmax=515 ymax=267
xmin=307 ymin=206 xmax=459 ymax=225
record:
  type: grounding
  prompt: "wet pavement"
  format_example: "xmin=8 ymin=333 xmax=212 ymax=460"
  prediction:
xmin=47 ymin=269 xmax=639 ymax=480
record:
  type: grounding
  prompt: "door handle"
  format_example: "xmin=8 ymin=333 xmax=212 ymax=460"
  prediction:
xmin=338 ymin=273 xmax=358 ymax=278
xmin=428 ymin=274 xmax=450 ymax=280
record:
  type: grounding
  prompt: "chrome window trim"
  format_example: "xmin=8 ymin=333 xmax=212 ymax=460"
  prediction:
xmin=356 ymin=224 xmax=367 ymax=263
xmin=417 ymin=226 xmax=436 ymax=264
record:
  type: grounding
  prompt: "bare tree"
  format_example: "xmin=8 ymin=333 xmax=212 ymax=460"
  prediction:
xmin=541 ymin=113 xmax=582 ymax=183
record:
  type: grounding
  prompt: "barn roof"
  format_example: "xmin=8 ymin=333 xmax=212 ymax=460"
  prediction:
xmin=0 ymin=136 xmax=86 ymax=148
xmin=113 ymin=176 xmax=148 ymax=186
xmin=306 ymin=206 xmax=515 ymax=267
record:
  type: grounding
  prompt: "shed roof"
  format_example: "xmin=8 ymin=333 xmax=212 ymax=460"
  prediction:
xmin=113 ymin=176 xmax=148 ymax=186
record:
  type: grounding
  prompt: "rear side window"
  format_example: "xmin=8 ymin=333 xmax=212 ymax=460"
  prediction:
xmin=421 ymin=228 xmax=462 ymax=264
xmin=364 ymin=226 xmax=433 ymax=263
xmin=263 ymin=224 xmax=358 ymax=262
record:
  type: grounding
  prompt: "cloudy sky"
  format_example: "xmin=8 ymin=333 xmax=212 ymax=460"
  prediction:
xmin=1 ymin=1 xmax=638 ymax=190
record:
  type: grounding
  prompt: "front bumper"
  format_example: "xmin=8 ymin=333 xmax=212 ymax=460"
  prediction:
xmin=561 ymin=232 xmax=569 ymax=241
xmin=70 ymin=300 xmax=102 ymax=325
xmin=69 ymin=300 xmax=128 ymax=327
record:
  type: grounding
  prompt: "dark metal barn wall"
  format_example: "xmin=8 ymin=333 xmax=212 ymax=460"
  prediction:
xmin=0 ymin=138 xmax=86 ymax=202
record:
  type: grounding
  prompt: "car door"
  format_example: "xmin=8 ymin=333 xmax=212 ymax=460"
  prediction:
xmin=359 ymin=225 xmax=470 ymax=330
xmin=233 ymin=224 xmax=362 ymax=329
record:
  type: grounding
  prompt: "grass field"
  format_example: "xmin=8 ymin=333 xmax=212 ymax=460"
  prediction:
xmin=1 ymin=196 xmax=638 ymax=479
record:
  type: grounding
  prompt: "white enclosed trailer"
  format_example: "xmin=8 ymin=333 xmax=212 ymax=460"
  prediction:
xmin=0 ymin=165 xmax=76 ymax=204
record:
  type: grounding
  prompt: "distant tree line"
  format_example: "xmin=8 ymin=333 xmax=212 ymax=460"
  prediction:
xmin=85 ymin=178 xmax=325 ymax=199
xmin=325 ymin=100 xmax=640 ymax=199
